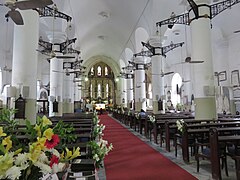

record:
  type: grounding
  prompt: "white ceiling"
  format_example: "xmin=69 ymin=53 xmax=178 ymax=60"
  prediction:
xmin=0 ymin=0 xmax=240 ymax=69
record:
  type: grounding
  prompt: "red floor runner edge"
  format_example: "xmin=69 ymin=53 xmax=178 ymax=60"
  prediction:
xmin=99 ymin=114 xmax=197 ymax=180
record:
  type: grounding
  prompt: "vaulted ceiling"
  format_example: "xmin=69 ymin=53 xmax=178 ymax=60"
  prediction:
xmin=0 ymin=0 xmax=240 ymax=72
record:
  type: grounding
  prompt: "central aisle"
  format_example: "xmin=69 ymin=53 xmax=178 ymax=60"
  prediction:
xmin=99 ymin=114 xmax=197 ymax=180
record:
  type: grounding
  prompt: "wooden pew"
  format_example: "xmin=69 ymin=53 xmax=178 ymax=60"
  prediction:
xmin=209 ymin=128 xmax=240 ymax=180
xmin=182 ymin=125 xmax=240 ymax=163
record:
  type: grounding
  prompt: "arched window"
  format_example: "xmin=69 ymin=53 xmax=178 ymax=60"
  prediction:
xmin=105 ymin=66 xmax=108 ymax=76
xmin=91 ymin=67 xmax=94 ymax=76
xmin=97 ymin=66 xmax=102 ymax=76
xmin=90 ymin=84 xmax=93 ymax=97
xmin=106 ymin=84 xmax=109 ymax=97
xmin=97 ymin=84 xmax=101 ymax=97
xmin=171 ymin=73 xmax=182 ymax=107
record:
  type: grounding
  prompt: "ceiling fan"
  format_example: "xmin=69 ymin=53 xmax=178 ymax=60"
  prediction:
xmin=234 ymin=30 xmax=240 ymax=34
xmin=151 ymin=71 xmax=174 ymax=77
xmin=73 ymin=79 xmax=84 ymax=83
xmin=185 ymin=56 xmax=204 ymax=63
xmin=1 ymin=65 xmax=12 ymax=72
xmin=1 ymin=0 xmax=53 ymax=25
xmin=52 ymin=68 xmax=82 ymax=76
xmin=182 ymin=78 xmax=190 ymax=83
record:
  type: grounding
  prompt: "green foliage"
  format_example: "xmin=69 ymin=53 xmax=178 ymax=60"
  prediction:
xmin=0 ymin=108 xmax=18 ymax=131
xmin=88 ymin=139 xmax=113 ymax=169
xmin=53 ymin=120 xmax=77 ymax=149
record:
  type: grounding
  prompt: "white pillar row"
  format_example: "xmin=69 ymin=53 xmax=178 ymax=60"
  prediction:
xmin=48 ymin=44 xmax=64 ymax=117
xmin=11 ymin=10 xmax=39 ymax=124
xmin=126 ymin=72 xmax=134 ymax=109
xmin=63 ymin=73 xmax=74 ymax=113
xmin=149 ymin=37 xmax=165 ymax=114
xmin=190 ymin=0 xmax=216 ymax=119
xmin=134 ymin=56 xmax=147 ymax=111
xmin=73 ymin=80 xmax=82 ymax=111
xmin=121 ymin=78 xmax=127 ymax=107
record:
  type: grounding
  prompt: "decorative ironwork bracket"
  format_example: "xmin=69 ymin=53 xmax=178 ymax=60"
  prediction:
xmin=141 ymin=41 xmax=184 ymax=57
xmin=162 ymin=42 xmax=184 ymax=56
xmin=38 ymin=38 xmax=77 ymax=54
xmin=39 ymin=39 xmax=52 ymax=52
xmin=211 ymin=0 xmax=240 ymax=18
xmin=56 ymin=38 xmax=77 ymax=53
xmin=156 ymin=13 xmax=189 ymax=27
xmin=156 ymin=0 xmax=240 ymax=28
xmin=64 ymin=47 xmax=81 ymax=55
xmin=38 ymin=6 xmax=72 ymax=22
xmin=133 ymin=50 xmax=153 ymax=57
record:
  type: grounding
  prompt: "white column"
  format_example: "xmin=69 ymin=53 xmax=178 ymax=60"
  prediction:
xmin=121 ymin=78 xmax=127 ymax=107
xmin=126 ymin=73 xmax=134 ymax=109
xmin=11 ymin=10 xmax=39 ymax=124
xmin=149 ymin=37 xmax=165 ymax=114
xmin=48 ymin=43 xmax=64 ymax=117
xmin=63 ymin=73 xmax=74 ymax=113
xmin=134 ymin=57 xmax=146 ymax=111
xmin=190 ymin=0 xmax=216 ymax=119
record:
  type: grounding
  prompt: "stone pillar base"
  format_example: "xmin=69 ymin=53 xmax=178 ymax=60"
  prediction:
xmin=152 ymin=100 xmax=165 ymax=114
xmin=230 ymin=100 xmax=236 ymax=115
xmin=63 ymin=102 xmax=74 ymax=114
xmin=195 ymin=97 xmax=216 ymax=120
xmin=135 ymin=102 xmax=142 ymax=112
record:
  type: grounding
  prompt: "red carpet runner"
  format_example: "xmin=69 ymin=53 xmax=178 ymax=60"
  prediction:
xmin=99 ymin=114 xmax=197 ymax=180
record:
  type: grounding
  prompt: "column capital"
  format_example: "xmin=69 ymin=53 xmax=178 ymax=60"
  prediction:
xmin=148 ymin=36 xmax=162 ymax=48
xmin=47 ymin=31 xmax=66 ymax=44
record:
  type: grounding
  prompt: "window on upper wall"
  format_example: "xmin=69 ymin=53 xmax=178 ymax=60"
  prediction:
xmin=106 ymin=84 xmax=109 ymax=97
xmin=105 ymin=66 xmax=108 ymax=76
xmin=97 ymin=83 xmax=101 ymax=97
xmin=91 ymin=67 xmax=94 ymax=76
xmin=97 ymin=66 xmax=101 ymax=76
xmin=90 ymin=84 xmax=93 ymax=97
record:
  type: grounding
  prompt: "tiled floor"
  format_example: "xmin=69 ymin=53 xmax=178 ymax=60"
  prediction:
xmin=97 ymin=116 xmax=238 ymax=180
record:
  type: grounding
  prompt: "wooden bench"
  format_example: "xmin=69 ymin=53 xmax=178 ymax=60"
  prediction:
xmin=209 ymin=128 xmax=240 ymax=180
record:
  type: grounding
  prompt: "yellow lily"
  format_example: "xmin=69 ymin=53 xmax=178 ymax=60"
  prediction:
xmin=43 ymin=128 xmax=53 ymax=140
xmin=2 ymin=136 xmax=12 ymax=152
xmin=29 ymin=144 xmax=42 ymax=163
xmin=0 ymin=127 xmax=6 ymax=137
xmin=34 ymin=124 xmax=41 ymax=137
xmin=35 ymin=137 xmax=47 ymax=150
xmin=70 ymin=147 xmax=80 ymax=160
xmin=0 ymin=153 xmax=13 ymax=175
xmin=42 ymin=116 xmax=52 ymax=127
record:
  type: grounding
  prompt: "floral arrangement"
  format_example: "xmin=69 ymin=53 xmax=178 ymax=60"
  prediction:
xmin=0 ymin=115 xmax=80 ymax=180
xmin=176 ymin=119 xmax=185 ymax=133
xmin=92 ymin=124 xmax=105 ymax=140
xmin=88 ymin=138 xmax=113 ymax=169
xmin=93 ymin=111 xmax=100 ymax=125
xmin=148 ymin=115 xmax=156 ymax=123
xmin=88 ymin=112 xmax=113 ymax=169
xmin=135 ymin=113 xmax=140 ymax=119
xmin=127 ymin=110 xmax=131 ymax=116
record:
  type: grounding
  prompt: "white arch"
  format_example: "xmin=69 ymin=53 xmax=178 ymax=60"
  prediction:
xmin=124 ymin=48 xmax=134 ymax=63
xmin=135 ymin=27 xmax=149 ymax=52
xmin=171 ymin=73 xmax=182 ymax=108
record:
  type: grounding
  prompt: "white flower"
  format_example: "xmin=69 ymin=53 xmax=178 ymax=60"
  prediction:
xmin=176 ymin=119 xmax=185 ymax=133
xmin=93 ymin=154 xmax=100 ymax=162
xmin=148 ymin=115 xmax=156 ymax=123
xmin=6 ymin=166 xmax=22 ymax=180
xmin=14 ymin=153 xmax=29 ymax=170
xmin=37 ymin=152 xmax=49 ymax=164
xmin=52 ymin=162 xmax=65 ymax=173
xmin=35 ymin=161 xmax=51 ymax=174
